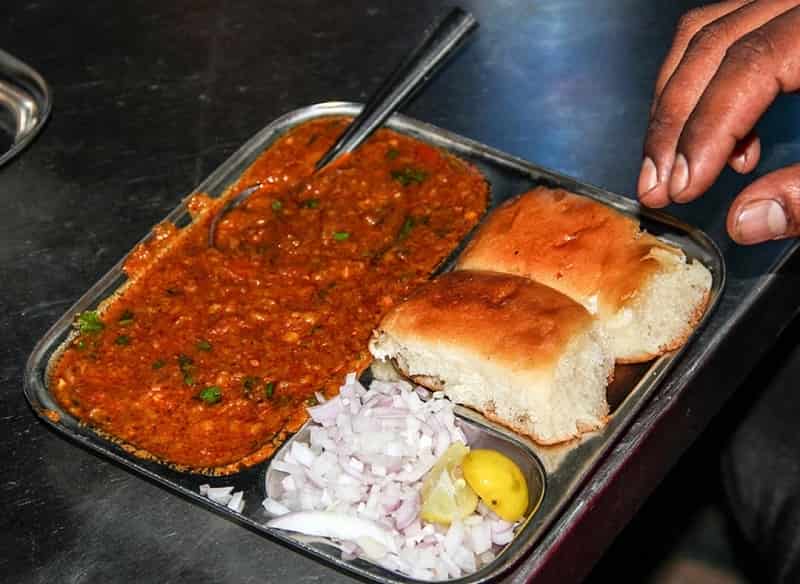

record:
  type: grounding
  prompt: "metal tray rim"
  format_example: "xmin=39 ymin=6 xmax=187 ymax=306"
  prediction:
xmin=23 ymin=101 xmax=726 ymax=584
xmin=0 ymin=48 xmax=52 ymax=167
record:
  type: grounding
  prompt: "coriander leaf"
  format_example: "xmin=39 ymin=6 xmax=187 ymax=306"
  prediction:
xmin=332 ymin=231 xmax=350 ymax=241
xmin=115 ymin=335 xmax=130 ymax=346
xmin=386 ymin=148 xmax=400 ymax=160
xmin=152 ymin=359 xmax=166 ymax=370
xmin=302 ymin=198 xmax=320 ymax=209
xmin=272 ymin=200 xmax=283 ymax=211
xmin=178 ymin=354 xmax=195 ymax=386
xmin=196 ymin=339 xmax=212 ymax=352
xmin=265 ymin=381 xmax=276 ymax=399
xmin=391 ymin=167 xmax=428 ymax=186
xmin=399 ymin=216 xmax=416 ymax=240
xmin=243 ymin=375 xmax=260 ymax=398
xmin=198 ymin=386 xmax=222 ymax=405
xmin=118 ymin=309 xmax=135 ymax=326
xmin=76 ymin=311 xmax=104 ymax=334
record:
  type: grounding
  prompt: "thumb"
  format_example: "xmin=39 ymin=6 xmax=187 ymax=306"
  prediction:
xmin=727 ymin=164 xmax=800 ymax=245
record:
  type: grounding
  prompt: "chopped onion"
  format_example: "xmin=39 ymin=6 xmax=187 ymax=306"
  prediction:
xmin=227 ymin=490 xmax=245 ymax=513
xmin=198 ymin=484 xmax=245 ymax=513
xmin=262 ymin=497 xmax=291 ymax=516
xmin=206 ymin=486 xmax=234 ymax=505
xmin=264 ymin=374 xmax=520 ymax=581
xmin=267 ymin=511 xmax=398 ymax=553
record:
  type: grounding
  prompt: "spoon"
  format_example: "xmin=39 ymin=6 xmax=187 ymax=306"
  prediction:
xmin=208 ymin=7 xmax=478 ymax=247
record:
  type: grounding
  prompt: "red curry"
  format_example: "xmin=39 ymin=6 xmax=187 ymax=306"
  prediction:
xmin=50 ymin=118 xmax=489 ymax=474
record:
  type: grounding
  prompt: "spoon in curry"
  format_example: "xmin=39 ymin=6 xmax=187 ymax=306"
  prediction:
xmin=208 ymin=7 xmax=478 ymax=247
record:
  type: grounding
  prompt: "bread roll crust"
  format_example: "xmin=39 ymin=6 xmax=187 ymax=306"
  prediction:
xmin=377 ymin=270 xmax=594 ymax=371
xmin=456 ymin=187 xmax=676 ymax=318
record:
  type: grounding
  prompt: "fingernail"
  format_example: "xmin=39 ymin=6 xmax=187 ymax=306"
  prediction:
xmin=731 ymin=150 xmax=747 ymax=170
xmin=638 ymin=157 xmax=658 ymax=195
xmin=669 ymin=153 xmax=689 ymax=200
xmin=735 ymin=199 xmax=788 ymax=244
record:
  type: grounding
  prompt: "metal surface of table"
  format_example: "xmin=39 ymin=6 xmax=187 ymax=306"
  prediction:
xmin=2 ymin=1 xmax=799 ymax=583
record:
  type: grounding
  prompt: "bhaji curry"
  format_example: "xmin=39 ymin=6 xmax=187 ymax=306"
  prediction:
xmin=50 ymin=118 xmax=489 ymax=474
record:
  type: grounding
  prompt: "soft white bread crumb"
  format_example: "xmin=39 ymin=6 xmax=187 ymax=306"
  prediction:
xmin=369 ymin=271 xmax=614 ymax=445
xmin=606 ymin=247 xmax=712 ymax=362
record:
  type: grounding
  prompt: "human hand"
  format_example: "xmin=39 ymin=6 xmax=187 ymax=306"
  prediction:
xmin=638 ymin=0 xmax=800 ymax=244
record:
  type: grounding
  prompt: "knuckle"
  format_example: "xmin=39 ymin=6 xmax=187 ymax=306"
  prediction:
xmin=687 ymin=21 xmax=730 ymax=54
xmin=648 ymin=108 xmax=681 ymax=135
xmin=676 ymin=8 xmax=707 ymax=37
xmin=726 ymin=29 xmax=778 ymax=72
xmin=645 ymin=109 xmax=683 ymax=154
xmin=786 ymin=192 xmax=800 ymax=236
xmin=785 ymin=177 xmax=800 ymax=207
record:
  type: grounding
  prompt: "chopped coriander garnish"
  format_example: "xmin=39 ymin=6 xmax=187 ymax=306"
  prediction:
xmin=115 ymin=335 xmax=130 ymax=346
xmin=399 ymin=216 xmax=416 ymax=240
xmin=198 ymin=386 xmax=222 ymax=405
xmin=152 ymin=359 xmax=166 ymax=370
xmin=118 ymin=309 xmax=135 ymax=326
xmin=196 ymin=339 xmax=212 ymax=352
xmin=386 ymin=148 xmax=400 ymax=160
xmin=75 ymin=338 xmax=88 ymax=351
xmin=305 ymin=395 xmax=319 ymax=406
xmin=391 ymin=167 xmax=428 ymax=186
xmin=272 ymin=200 xmax=283 ymax=211
xmin=76 ymin=311 xmax=104 ymax=334
xmin=178 ymin=354 xmax=195 ymax=386
xmin=265 ymin=381 xmax=276 ymax=399
xmin=317 ymin=282 xmax=336 ymax=300
xmin=301 ymin=198 xmax=320 ymax=209
xmin=332 ymin=231 xmax=350 ymax=241
xmin=242 ymin=375 xmax=260 ymax=398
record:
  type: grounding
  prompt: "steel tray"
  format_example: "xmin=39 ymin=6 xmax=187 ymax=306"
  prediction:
xmin=0 ymin=48 xmax=50 ymax=166
xmin=24 ymin=102 xmax=725 ymax=583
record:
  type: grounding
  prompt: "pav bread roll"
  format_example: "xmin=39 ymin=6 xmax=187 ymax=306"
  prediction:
xmin=456 ymin=187 xmax=712 ymax=363
xmin=369 ymin=270 xmax=614 ymax=445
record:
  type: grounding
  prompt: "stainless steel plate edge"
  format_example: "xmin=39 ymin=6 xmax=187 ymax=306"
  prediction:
xmin=23 ymin=101 xmax=725 ymax=584
xmin=0 ymin=48 xmax=52 ymax=166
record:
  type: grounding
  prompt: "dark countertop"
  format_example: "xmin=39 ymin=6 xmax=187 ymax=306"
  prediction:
xmin=3 ymin=1 xmax=799 ymax=583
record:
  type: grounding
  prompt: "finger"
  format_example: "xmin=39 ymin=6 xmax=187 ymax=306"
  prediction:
xmin=728 ymin=132 xmax=761 ymax=174
xmin=654 ymin=0 xmax=798 ymax=112
xmin=653 ymin=0 xmax=752 ymax=106
xmin=638 ymin=155 xmax=671 ymax=208
xmin=727 ymin=163 xmax=800 ymax=244
xmin=640 ymin=0 xmax=799 ymax=206
xmin=670 ymin=6 xmax=800 ymax=204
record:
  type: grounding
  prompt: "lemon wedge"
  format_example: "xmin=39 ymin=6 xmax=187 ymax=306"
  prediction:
xmin=462 ymin=449 xmax=529 ymax=522
xmin=420 ymin=442 xmax=478 ymax=525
